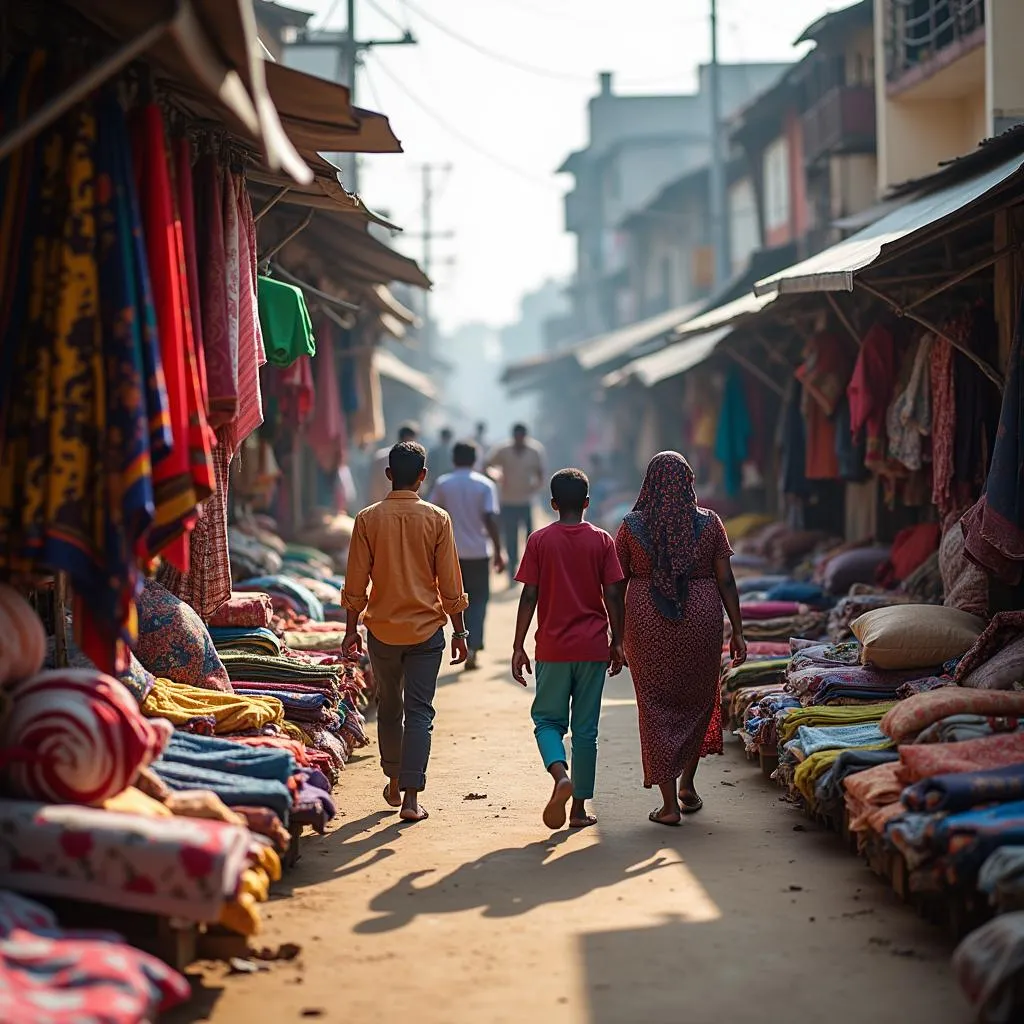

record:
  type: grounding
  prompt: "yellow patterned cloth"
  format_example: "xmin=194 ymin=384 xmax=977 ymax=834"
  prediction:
xmin=142 ymin=677 xmax=284 ymax=734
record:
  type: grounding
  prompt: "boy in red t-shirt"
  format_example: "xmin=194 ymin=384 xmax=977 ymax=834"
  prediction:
xmin=511 ymin=468 xmax=626 ymax=830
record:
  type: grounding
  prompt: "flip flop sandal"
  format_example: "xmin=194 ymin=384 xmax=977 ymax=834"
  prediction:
xmin=383 ymin=784 xmax=402 ymax=808
xmin=679 ymin=795 xmax=703 ymax=815
xmin=570 ymin=815 xmax=598 ymax=829
xmin=649 ymin=809 xmax=681 ymax=827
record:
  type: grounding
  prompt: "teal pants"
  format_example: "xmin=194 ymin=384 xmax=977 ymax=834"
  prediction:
xmin=531 ymin=661 xmax=607 ymax=800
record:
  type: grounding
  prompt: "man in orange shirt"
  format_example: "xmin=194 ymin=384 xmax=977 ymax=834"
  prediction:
xmin=342 ymin=442 xmax=469 ymax=823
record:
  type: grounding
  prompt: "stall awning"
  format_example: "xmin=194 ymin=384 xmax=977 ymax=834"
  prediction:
xmin=367 ymin=284 xmax=420 ymax=327
xmin=573 ymin=301 xmax=703 ymax=371
xmin=264 ymin=61 xmax=359 ymax=156
xmin=672 ymin=291 xmax=778 ymax=339
xmin=604 ymin=326 xmax=730 ymax=388
xmin=755 ymin=152 xmax=1024 ymax=296
xmin=66 ymin=0 xmax=310 ymax=183
xmin=375 ymin=348 xmax=438 ymax=399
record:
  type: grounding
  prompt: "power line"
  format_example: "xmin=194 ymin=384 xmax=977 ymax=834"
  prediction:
xmin=363 ymin=0 xmax=410 ymax=36
xmin=367 ymin=54 xmax=562 ymax=191
xmin=399 ymin=0 xmax=594 ymax=84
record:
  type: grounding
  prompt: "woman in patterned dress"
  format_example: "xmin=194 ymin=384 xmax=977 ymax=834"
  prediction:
xmin=615 ymin=452 xmax=746 ymax=826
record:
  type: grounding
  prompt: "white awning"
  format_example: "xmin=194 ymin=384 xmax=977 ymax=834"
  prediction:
xmin=574 ymin=301 xmax=703 ymax=370
xmin=374 ymin=348 xmax=438 ymax=400
xmin=672 ymin=291 xmax=778 ymax=339
xmin=755 ymin=152 xmax=1024 ymax=296
xmin=604 ymin=326 xmax=730 ymax=388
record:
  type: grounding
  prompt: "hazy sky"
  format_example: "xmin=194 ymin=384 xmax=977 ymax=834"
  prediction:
xmin=298 ymin=0 xmax=836 ymax=333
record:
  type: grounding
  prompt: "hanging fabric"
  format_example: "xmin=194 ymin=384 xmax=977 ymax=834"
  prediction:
xmin=962 ymin=290 xmax=1024 ymax=584
xmin=714 ymin=366 xmax=751 ymax=498
xmin=306 ymin=316 xmax=347 ymax=472
xmin=232 ymin=173 xmax=265 ymax=448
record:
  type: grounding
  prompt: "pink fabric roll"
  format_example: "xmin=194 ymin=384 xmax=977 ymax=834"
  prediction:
xmin=739 ymin=601 xmax=805 ymax=621
xmin=205 ymin=592 xmax=275 ymax=629
xmin=0 ymin=670 xmax=171 ymax=804
xmin=0 ymin=585 xmax=46 ymax=687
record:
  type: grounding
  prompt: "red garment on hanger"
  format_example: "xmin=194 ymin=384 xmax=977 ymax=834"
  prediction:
xmin=132 ymin=103 xmax=197 ymax=570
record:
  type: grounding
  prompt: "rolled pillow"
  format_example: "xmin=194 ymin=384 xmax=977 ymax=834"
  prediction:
xmin=852 ymin=604 xmax=985 ymax=671
xmin=0 ymin=670 xmax=171 ymax=804
xmin=0 ymin=584 xmax=47 ymax=686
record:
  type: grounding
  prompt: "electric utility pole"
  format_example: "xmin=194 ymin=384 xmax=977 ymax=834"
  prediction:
xmin=293 ymin=1 xmax=416 ymax=193
xmin=407 ymin=162 xmax=454 ymax=354
xmin=708 ymin=0 xmax=731 ymax=289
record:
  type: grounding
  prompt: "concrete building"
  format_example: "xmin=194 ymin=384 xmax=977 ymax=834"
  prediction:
xmin=557 ymin=64 xmax=788 ymax=344
xmin=876 ymin=0 xmax=1024 ymax=191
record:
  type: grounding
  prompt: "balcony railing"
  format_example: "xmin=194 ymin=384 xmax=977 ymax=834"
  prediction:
xmin=885 ymin=0 xmax=985 ymax=87
xmin=802 ymin=85 xmax=877 ymax=166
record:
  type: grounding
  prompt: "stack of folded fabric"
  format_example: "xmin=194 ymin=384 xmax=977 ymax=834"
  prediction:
xmin=206 ymin=592 xmax=275 ymax=630
xmin=737 ymin=690 xmax=801 ymax=755
xmin=827 ymin=593 xmax=914 ymax=643
xmin=235 ymin=576 xmax=326 ymax=622
xmin=209 ymin=626 xmax=283 ymax=657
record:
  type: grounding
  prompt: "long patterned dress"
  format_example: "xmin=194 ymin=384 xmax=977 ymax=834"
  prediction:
xmin=615 ymin=510 xmax=731 ymax=788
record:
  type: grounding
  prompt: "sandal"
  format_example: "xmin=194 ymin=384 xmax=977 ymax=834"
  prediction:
xmin=679 ymin=793 xmax=703 ymax=815
xmin=383 ymin=784 xmax=402 ymax=808
xmin=569 ymin=814 xmax=598 ymax=829
xmin=649 ymin=809 xmax=681 ymax=827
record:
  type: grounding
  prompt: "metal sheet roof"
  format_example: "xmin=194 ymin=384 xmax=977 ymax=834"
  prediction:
xmin=375 ymin=348 xmax=437 ymax=399
xmin=755 ymin=152 xmax=1024 ymax=296
xmin=574 ymin=301 xmax=703 ymax=370
xmin=673 ymin=290 xmax=778 ymax=338
xmin=604 ymin=326 xmax=730 ymax=388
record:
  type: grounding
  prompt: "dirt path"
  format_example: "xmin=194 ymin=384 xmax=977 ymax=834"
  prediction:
xmin=179 ymin=586 xmax=969 ymax=1024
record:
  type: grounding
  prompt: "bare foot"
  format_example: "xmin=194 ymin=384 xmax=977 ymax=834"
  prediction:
xmin=399 ymin=803 xmax=429 ymax=822
xmin=649 ymin=806 xmax=682 ymax=827
xmin=542 ymin=777 xmax=573 ymax=830
xmin=570 ymin=814 xmax=598 ymax=829
xmin=383 ymin=780 xmax=401 ymax=808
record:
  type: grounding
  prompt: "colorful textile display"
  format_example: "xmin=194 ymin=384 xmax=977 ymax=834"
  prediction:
xmin=206 ymin=592 xmax=275 ymax=629
xmin=0 ymin=799 xmax=253 ymax=921
xmin=881 ymin=689 xmax=1024 ymax=743
xmin=134 ymin=576 xmax=231 ymax=691
xmin=0 ymin=670 xmax=169 ymax=804
xmin=843 ymin=759 xmax=905 ymax=833
xmin=940 ymin=510 xmax=989 ymax=618
xmin=151 ymin=761 xmax=293 ymax=822
xmin=209 ymin=626 xmax=282 ymax=657
xmin=257 ymin=276 xmax=316 ymax=368
xmin=0 ymin=889 xmax=190 ymax=1022
xmin=0 ymin=585 xmax=46 ymax=686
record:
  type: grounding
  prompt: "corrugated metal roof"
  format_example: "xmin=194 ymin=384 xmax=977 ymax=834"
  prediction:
xmin=574 ymin=301 xmax=703 ymax=370
xmin=755 ymin=152 xmax=1024 ymax=296
xmin=604 ymin=326 xmax=730 ymax=388
xmin=672 ymin=290 xmax=778 ymax=338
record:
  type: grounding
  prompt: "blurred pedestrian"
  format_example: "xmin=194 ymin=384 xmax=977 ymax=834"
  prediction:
xmin=431 ymin=440 xmax=506 ymax=670
xmin=427 ymin=426 xmax=454 ymax=488
xmin=487 ymin=423 xmax=546 ymax=582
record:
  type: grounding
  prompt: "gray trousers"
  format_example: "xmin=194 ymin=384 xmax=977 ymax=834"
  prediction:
xmin=368 ymin=627 xmax=445 ymax=791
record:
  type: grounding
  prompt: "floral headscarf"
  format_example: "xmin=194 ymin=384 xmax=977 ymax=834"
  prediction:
xmin=623 ymin=451 xmax=702 ymax=621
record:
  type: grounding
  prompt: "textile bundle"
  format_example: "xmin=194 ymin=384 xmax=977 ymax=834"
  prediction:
xmin=0 ymin=889 xmax=190 ymax=1023
xmin=0 ymin=670 xmax=170 ymax=804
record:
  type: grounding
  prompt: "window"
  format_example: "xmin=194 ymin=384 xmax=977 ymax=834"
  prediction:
xmin=763 ymin=137 xmax=791 ymax=234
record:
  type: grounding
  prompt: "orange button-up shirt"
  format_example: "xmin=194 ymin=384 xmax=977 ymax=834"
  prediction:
xmin=342 ymin=491 xmax=469 ymax=645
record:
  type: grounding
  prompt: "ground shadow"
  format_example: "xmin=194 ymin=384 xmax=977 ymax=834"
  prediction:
xmin=353 ymin=830 xmax=673 ymax=935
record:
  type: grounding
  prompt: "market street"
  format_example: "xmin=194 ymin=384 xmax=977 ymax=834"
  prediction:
xmin=177 ymin=585 xmax=968 ymax=1024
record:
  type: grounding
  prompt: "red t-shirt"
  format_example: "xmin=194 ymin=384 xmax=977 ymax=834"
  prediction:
xmin=515 ymin=521 xmax=624 ymax=663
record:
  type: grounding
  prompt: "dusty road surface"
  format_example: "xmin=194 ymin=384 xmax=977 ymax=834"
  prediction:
xmin=177 ymin=585 xmax=969 ymax=1024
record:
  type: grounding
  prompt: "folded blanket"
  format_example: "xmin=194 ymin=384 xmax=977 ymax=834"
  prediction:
xmin=898 ymin=731 xmax=1024 ymax=783
xmin=902 ymin=763 xmax=1024 ymax=814
xmin=778 ymin=703 xmax=896 ymax=745
xmin=794 ymin=723 xmax=890 ymax=757
xmin=206 ymin=593 xmax=274 ymax=630
xmin=151 ymin=761 xmax=293 ymax=822
xmin=0 ymin=890 xmax=191 ymax=1021
xmin=882 ymin=689 xmax=1024 ymax=743
xmin=0 ymin=799 xmax=253 ymax=921
xmin=209 ymin=626 xmax=282 ymax=657
xmin=142 ymin=678 xmax=284 ymax=735
xmin=163 ymin=732 xmax=295 ymax=782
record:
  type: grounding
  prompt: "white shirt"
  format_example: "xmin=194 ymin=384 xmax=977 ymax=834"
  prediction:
xmin=431 ymin=468 xmax=499 ymax=561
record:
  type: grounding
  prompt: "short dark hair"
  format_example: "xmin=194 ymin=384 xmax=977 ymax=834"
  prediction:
xmin=397 ymin=421 xmax=419 ymax=442
xmin=440 ymin=426 xmax=453 ymax=441
xmin=389 ymin=441 xmax=427 ymax=488
xmin=550 ymin=468 xmax=589 ymax=513
xmin=452 ymin=440 xmax=477 ymax=467
xmin=512 ymin=423 xmax=527 ymax=436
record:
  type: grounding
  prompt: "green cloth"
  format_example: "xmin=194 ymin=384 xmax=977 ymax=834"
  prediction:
xmin=777 ymin=702 xmax=897 ymax=745
xmin=258 ymin=276 xmax=316 ymax=367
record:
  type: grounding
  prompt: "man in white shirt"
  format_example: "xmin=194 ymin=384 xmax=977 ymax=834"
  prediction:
xmin=431 ymin=440 xmax=506 ymax=670
xmin=486 ymin=423 xmax=546 ymax=583
xmin=367 ymin=422 xmax=419 ymax=507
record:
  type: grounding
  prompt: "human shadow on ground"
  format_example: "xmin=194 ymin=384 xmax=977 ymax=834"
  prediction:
xmin=352 ymin=830 xmax=673 ymax=934
xmin=272 ymin=809 xmax=408 ymax=896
